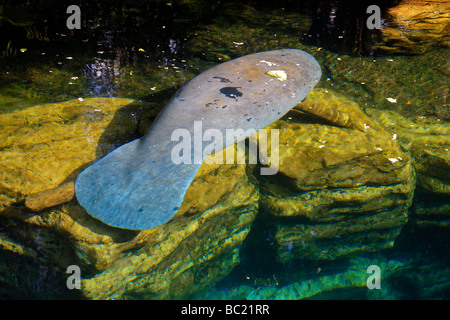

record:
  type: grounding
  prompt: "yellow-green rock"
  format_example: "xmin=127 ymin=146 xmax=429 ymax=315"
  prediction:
xmin=366 ymin=108 xmax=450 ymax=195
xmin=366 ymin=107 xmax=450 ymax=229
xmin=0 ymin=98 xmax=258 ymax=299
xmin=259 ymin=89 xmax=415 ymax=262
xmin=376 ymin=0 xmax=450 ymax=54
xmin=0 ymin=98 xmax=154 ymax=211
xmin=0 ymin=90 xmax=424 ymax=296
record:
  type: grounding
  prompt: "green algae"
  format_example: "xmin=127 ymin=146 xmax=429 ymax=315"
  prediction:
xmin=199 ymin=252 xmax=450 ymax=300
xmin=366 ymin=107 xmax=450 ymax=194
xmin=319 ymin=48 xmax=449 ymax=120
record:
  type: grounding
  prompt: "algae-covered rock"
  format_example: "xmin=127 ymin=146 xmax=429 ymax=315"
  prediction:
xmin=0 ymin=97 xmax=155 ymax=211
xmin=200 ymin=250 xmax=450 ymax=300
xmin=24 ymin=181 xmax=75 ymax=212
xmin=259 ymin=89 xmax=415 ymax=262
xmin=411 ymin=196 xmax=450 ymax=229
xmin=377 ymin=0 xmax=450 ymax=55
xmin=366 ymin=107 xmax=449 ymax=230
xmin=202 ymin=256 xmax=405 ymax=300
xmin=322 ymin=48 xmax=449 ymax=120
xmin=80 ymin=161 xmax=257 ymax=299
xmin=186 ymin=2 xmax=312 ymax=60
xmin=0 ymin=98 xmax=258 ymax=299
xmin=0 ymin=90 xmax=426 ymax=297
xmin=366 ymin=108 xmax=450 ymax=195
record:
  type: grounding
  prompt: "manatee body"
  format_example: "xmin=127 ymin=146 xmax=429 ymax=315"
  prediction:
xmin=75 ymin=49 xmax=322 ymax=230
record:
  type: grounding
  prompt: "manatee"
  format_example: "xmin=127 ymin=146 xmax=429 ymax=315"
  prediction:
xmin=75 ymin=49 xmax=322 ymax=230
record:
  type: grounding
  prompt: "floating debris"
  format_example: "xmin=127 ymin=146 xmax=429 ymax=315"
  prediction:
xmin=265 ymin=70 xmax=287 ymax=81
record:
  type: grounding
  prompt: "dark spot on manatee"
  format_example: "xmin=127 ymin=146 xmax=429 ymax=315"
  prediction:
xmin=179 ymin=99 xmax=185 ymax=101
xmin=247 ymin=118 xmax=252 ymax=122
xmin=205 ymin=102 xmax=216 ymax=107
xmin=138 ymin=208 xmax=144 ymax=213
xmin=222 ymin=105 xmax=227 ymax=109
xmin=248 ymin=80 xmax=252 ymax=82
xmin=220 ymin=87 xmax=243 ymax=99
xmin=213 ymin=76 xmax=231 ymax=83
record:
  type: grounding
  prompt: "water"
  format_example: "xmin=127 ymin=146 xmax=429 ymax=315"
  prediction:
xmin=0 ymin=0 xmax=448 ymax=300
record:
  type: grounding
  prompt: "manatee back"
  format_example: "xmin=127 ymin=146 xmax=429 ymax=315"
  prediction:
xmin=146 ymin=49 xmax=322 ymax=150
xmin=75 ymin=49 xmax=321 ymax=230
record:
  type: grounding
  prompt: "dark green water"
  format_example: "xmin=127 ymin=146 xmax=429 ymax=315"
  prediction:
xmin=0 ymin=0 xmax=449 ymax=300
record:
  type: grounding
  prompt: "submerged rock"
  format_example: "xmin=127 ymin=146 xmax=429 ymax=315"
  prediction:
xmin=186 ymin=3 xmax=312 ymax=60
xmin=81 ymin=161 xmax=257 ymax=299
xmin=377 ymin=0 xmax=450 ymax=54
xmin=0 ymin=97 xmax=157 ymax=209
xmin=366 ymin=107 xmax=450 ymax=230
xmin=259 ymin=89 xmax=415 ymax=262
xmin=0 ymin=90 xmax=426 ymax=297
xmin=0 ymin=97 xmax=258 ymax=299
xmin=24 ymin=181 xmax=75 ymax=212
xmin=201 ymin=250 xmax=450 ymax=300
xmin=322 ymin=48 xmax=449 ymax=121
xmin=202 ymin=256 xmax=404 ymax=300
xmin=366 ymin=108 xmax=449 ymax=195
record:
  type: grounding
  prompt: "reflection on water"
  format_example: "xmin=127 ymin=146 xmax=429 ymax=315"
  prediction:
xmin=83 ymin=56 xmax=120 ymax=96
xmin=0 ymin=0 xmax=448 ymax=300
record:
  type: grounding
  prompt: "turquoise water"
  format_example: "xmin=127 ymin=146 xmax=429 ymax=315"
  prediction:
xmin=0 ymin=0 xmax=449 ymax=300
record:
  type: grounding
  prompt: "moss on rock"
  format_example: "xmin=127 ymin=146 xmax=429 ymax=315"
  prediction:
xmin=0 ymin=97 xmax=258 ymax=299
xmin=259 ymin=89 xmax=415 ymax=262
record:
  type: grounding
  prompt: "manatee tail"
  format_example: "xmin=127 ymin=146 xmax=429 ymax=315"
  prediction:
xmin=74 ymin=138 xmax=201 ymax=230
